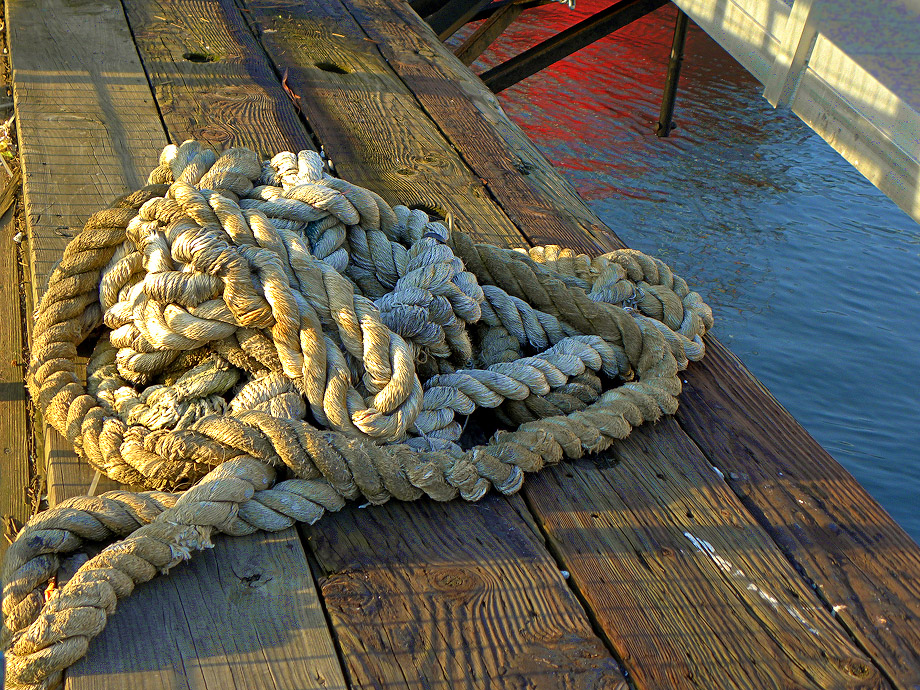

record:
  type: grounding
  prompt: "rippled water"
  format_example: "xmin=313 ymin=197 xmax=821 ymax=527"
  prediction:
xmin=452 ymin=2 xmax=920 ymax=541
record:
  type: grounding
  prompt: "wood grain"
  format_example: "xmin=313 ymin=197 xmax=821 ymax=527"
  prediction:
xmin=244 ymin=1 xmax=920 ymax=683
xmin=69 ymin=531 xmax=348 ymax=690
xmin=243 ymin=0 xmax=526 ymax=247
xmin=524 ymin=418 xmax=884 ymax=690
xmin=326 ymin=2 xmax=920 ymax=681
xmin=344 ymin=0 xmax=617 ymax=253
xmin=7 ymin=0 xmax=165 ymax=299
xmin=0 ymin=207 xmax=32 ymax=560
xmin=239 ymin=6 xmax=636 ymax=689
xmin=338 ymin=6 xmax=920 ymax=678
xmin=307 ymin=494 xmax=628 ymax=690
xmin=8 ymin=2 xmax=347 ymax=688
xmin=6 ymin=0 xmax=165 ymax=506
xmin=676 ymin=337 xmax=920 ymax=689
xmin=9 ymin=0 xmax=920 ymax=688
xmin=122 ymin=0 xmax=314 ymax=157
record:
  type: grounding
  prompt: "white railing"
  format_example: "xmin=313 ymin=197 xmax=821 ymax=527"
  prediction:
xmin=673 ymin=0 xmax=920 ymax=224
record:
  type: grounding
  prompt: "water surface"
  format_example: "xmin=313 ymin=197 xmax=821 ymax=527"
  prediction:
xmin=453 ymin=2 xmax=920 ymax=540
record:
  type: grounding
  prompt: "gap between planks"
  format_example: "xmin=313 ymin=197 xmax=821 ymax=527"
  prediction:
xmin=234 ymin=1 xmax=638 ymax=686
xmin=273 ymin=0 xmax=920 ymax=685
xmin=522 ymin=419 xmax=886 ymax=689
xmin=240 ymin=0 xmax=920 ymax=686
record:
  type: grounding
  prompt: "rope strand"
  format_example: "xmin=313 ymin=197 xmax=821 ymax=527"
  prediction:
xmin=3 ymin=141 xmax=712 ymax=689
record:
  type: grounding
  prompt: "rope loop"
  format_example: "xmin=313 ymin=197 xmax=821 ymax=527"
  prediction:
xmin=2 ymin=141 xmax=712 ymax=689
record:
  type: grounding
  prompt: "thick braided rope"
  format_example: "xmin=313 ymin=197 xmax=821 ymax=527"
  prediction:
xmin=3 ymin=141 xmax=712 ymax=689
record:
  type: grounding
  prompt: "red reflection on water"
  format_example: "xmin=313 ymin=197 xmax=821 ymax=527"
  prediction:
xmin=458 ymin=0 xmax=681 ymax=198
xmin=455 ymin=0 xmax=759 ymax=201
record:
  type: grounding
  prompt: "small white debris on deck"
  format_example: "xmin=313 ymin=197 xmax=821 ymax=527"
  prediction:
xmin=684 ymin=532 xmax=820 ymax=635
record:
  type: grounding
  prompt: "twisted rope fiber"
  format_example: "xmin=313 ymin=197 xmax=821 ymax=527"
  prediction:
xmin=2 ymin=141 xmax=712 ymax=689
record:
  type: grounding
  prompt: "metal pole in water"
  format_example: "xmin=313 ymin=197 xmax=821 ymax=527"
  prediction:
xmin=655 ymin=8 xmax=689 ymax=137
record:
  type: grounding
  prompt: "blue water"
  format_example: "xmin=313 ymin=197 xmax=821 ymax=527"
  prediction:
xmin=452 ymin=3 xmax=920 ymax=540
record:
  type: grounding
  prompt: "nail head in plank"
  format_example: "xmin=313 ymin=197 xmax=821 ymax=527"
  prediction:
xmin=121 ymin=0 xmax=315 ymax=156
xmin=8 ymin=3 xmax=343 ymax=689
xmin=346 ymin=0 xmax=617 ymax=253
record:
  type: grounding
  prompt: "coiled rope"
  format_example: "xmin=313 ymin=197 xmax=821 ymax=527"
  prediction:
xmin=1 ymin=141 xmax=712 ymax=689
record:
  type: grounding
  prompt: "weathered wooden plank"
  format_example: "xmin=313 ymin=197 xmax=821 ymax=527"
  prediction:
xmin=345 ymin=0 xmax=617 ymax=252
xmin=245 ymin=2 xmax=920 ymax=684
xmin=0 ymin=206 xmax=33 ymax=561
xmin=243 ymin=0 xmax=525 ymax=247
xmin=427 ymin=0 xmax=493 ymax=40
xmin=6 ymin=0 xmax=166 ymax=507
xmin=239 ymin=5 xmax=637 ymax=689
xmin=9 ymin=1 xmax=347 ymax=688
xmin=7 ymin=0 xmax=165 ymax=299
xmin=307 ymin=494 xmax=629 ymax=689
xmin=122 ymin=0 xmax=350 ymax=675
xmin=7 ymin=1 xmax=912 ymax=688
xmin=454 ymin=2 xmax=525 ymax=66
xmin=121 ymin=0 xmax=314 ymax=157
xmin=395 ymin=38 xmax=920 ymax=677
xmin=676 ymin=337 xmax=920 ymax=690
xmin=345 ymin=6 xmax=920 ymax=678
xmin=69 ymin=532 xmax=348 ymax=690
xmin=524 ymin=419 xmax=884 ymax=690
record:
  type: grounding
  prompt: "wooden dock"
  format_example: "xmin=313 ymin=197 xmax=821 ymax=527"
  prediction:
xmin=2 ymin=0 xmax=920 ymax=688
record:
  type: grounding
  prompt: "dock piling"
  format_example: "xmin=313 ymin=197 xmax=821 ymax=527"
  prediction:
xmin=655 ymin=8 xmax=688 ymax=137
